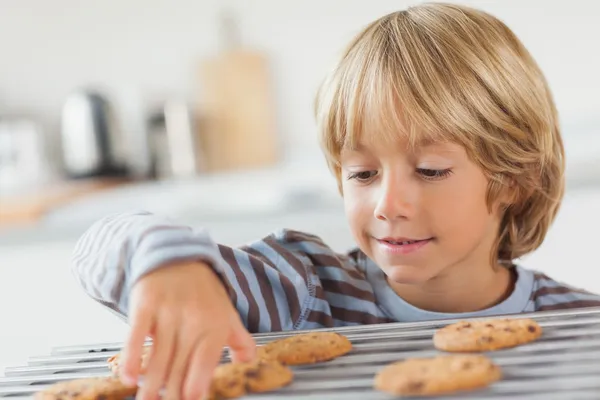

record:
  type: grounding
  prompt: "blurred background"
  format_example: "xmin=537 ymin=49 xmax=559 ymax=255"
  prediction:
xmin=0 ymin=0 xmax=599 ymax=374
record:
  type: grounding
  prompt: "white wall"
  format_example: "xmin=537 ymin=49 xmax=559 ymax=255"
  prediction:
xmin=0 ymin=0 xmax=599 ymax=167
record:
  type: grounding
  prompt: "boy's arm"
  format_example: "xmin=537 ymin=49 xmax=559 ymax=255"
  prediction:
xmin=71 ymin=210 xmax=317 ymax=332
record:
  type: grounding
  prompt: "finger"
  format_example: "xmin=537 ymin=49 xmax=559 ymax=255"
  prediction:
xmin=137 ymin=319 xmax=176 ymax=400
xmin=163 ymin=326 xmax=195 ymax=400
xmin=182 ymin=331 xmax=226 ymax=400
xmin=228 ymin=316 xmax=256 ymax=363
xmin=121 ymin=302 xmax=154 ymax=385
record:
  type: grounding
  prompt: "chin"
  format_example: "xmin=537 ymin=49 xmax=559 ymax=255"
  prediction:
xmin=381 ymin=263 xmax=433 ymax=285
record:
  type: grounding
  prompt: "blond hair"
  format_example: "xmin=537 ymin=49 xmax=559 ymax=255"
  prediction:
xmin=314 ymin=2 xmax=565 ymax=262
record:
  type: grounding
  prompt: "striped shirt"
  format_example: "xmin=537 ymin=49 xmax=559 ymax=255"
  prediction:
xmin=71 ymin=210 xmax=600 ymax=332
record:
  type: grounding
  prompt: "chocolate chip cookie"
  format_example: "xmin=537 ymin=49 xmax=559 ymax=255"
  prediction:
xmin=207 ymin=359 xmax=293 ymax=399
xmin=256 ymin=331 xmax=352 ymax=365
xmin=433 ymin=318 xmax=543 ymax=352
xmin=34 ymin=377 xmax=137 ymax=400
xmin=374 ymin=354 xmax=502 ymax=396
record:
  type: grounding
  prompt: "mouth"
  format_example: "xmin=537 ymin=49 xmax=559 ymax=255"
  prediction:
xmin=378 ymin=237 xmax=433 ymax=245
xmin=375 ymin=236 xmax=433 ymax=255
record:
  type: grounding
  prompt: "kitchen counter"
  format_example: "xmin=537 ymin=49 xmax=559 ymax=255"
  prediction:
xmin=0 ymin=162 xmax=345 ymax=247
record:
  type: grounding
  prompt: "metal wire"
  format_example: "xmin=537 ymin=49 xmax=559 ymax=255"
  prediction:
xmin=1 ymin=307 xmax=599 ymax=399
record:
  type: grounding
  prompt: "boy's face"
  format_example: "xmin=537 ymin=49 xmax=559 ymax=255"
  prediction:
xmin=340 ymin=137 xmax=503 ymax=284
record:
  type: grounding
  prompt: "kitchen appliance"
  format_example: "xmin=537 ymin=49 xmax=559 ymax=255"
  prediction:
xmin=60 ymin=90 xmax=128 ymax=179
xmin=0 ymin=116 xmax=54 ymax=196
xmin=147 ymin=99 xmax=204 ymax=180
xmin=1 ymin=307 xmax=599 ymax=399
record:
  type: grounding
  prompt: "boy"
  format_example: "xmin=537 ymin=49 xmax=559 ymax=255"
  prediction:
xmin=72 ymin=3 xmax=600 ymax=400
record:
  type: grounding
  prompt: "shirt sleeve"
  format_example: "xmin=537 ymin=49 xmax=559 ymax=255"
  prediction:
xmin=530 ymin=272 xmax=600 ymax=311
xmin=70 ymin=210 xmax=341 ymax=332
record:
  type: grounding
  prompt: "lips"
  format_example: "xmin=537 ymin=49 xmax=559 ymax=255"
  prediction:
xmin=375 ymin=237 xmax=433 ymax=255
xmin=379 ymin=237 xmax=431 ymax=245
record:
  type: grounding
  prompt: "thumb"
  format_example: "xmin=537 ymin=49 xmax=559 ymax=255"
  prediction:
xmin=227 ymin=316 xmax=256 ymax=363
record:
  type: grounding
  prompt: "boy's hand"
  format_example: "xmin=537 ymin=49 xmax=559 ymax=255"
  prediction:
xmin=120 ymin=261 xmax=256 ymax=400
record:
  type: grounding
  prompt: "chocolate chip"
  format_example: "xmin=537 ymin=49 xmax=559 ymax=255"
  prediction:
xmin=485 ymin=324 xmax=494 ymax=328
xmin=479 ymin=336 xmax=493 ymax=343
xmin=96 ymin=395 xmax=107 ymax=400
xmin=407 ymin=381 xmax=424 ymax=392
xmin=462 ymin=362 xmax=472 ymax=369
xmin=462 ymin=323 xmax=471 ymax=328
xmin=244 ymin=369 xmax=260 ymax=379
xmin=504 ymin=328 xmax=514 ymax=332
xmin=528 ymin=325 xmax=537 ymax=333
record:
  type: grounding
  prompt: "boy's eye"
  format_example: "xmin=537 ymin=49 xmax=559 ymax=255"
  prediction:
xmin=417 ymin=168 xmax=453 ymax=180
xmin=347 ymin=170 xmax=377 ymax=182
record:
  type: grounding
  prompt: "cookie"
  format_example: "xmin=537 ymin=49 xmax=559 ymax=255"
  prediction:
xmin=107 ymin=346 xmax=151 ymax=376
xmin=433 ymin=318 xmax=542 ymax=352
xmin=34 ymin=376 xmax=137 ymax=400
xmin=256 ymin=332 xmax=352 ymax=365
xmin=374 ymin=354 xmax=502 ymax=396
xmin=207 ymin=359 xmax=293 ymax=399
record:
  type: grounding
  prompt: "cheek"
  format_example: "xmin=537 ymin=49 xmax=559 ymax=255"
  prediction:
xmin=342 ymin=184 xmax=371 ymax=235
xmin=342 ymin=187 xmax=361 ymax=223
xmin=432 ymin=177 xmax=493 ymax=243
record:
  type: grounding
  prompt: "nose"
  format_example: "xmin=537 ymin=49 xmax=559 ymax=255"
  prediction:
xmin=373 ymin=174 xmax=414 ymax=221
